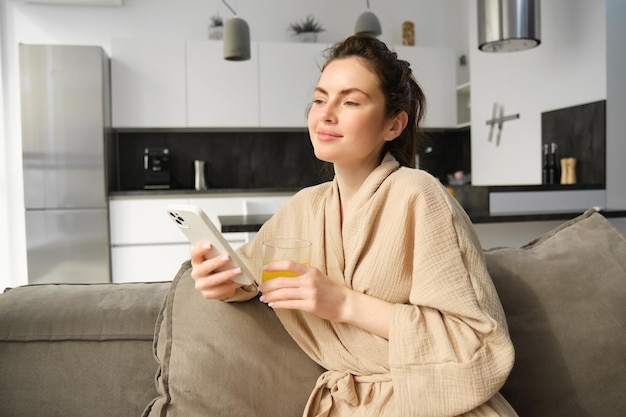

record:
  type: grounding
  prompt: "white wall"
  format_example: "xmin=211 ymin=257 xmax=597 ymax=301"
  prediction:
xmin=469 ymin=0 xmax=607 ymax=186
xmin=605 ymin=0 xmax=626 ymax=210
xmin=0 ymin=1 xmax=9 ymax=291
xmin=0 ymin=0 xmax=468 ymax=290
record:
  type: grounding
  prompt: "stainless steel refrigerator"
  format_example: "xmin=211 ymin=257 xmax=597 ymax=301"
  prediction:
xmin=20 ymin=44 xmax=112 ymax=284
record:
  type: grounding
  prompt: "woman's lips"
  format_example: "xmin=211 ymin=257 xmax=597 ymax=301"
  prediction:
xmin=316 ymin=129 xmax=342 ymax=142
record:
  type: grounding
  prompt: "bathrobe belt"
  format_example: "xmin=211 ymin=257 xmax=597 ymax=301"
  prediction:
xmin=305 ymin=370 xmax=392 ymax=417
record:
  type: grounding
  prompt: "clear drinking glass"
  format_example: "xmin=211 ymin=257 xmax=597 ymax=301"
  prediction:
xmin=262 ymin=239 xmax=311 ymax=282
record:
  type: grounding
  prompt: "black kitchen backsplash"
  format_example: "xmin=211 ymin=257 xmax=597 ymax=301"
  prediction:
xmin=418 ymin=128 xmax=471 ymax=184
xmin=111 ymin=131 xmax=333 ymax=191
xmin=110 ymin=128 xmax=471 ymax=192
xmin=541 ymin=100 xmax=606 ymax=186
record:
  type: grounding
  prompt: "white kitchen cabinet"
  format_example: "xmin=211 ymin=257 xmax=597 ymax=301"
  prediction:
xmin=187 ymin=40 xmax=260 ymax=127
xmin=111 ymin=38 xmax=187 ymax=128
xmin=111 ymin=244 xmax=189 ymax=283
xmin=109 ymin=197 xmax=188 ymax=283
xmin=393 ymin=46 xmax=457 ymax=129
xmin=110 ymin=40 xmax=456 ymax=129
xmin=109 ymin=198 xmax=188 ymax=245
xmin=193 ymin=195 xmax=290 ymax=246
xmin=109 ymin=194 xmax=292 ymax=282
xmin=191 ymin=197 xmax=248 ymax=226
xmin=258 ymin=42 xmax=329 ymax=128
xmin=193 ymin=197 xmax=259 ymax=248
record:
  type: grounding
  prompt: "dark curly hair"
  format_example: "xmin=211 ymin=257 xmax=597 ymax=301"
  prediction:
xmin=321 ymin=34 xmax=426 ymax=168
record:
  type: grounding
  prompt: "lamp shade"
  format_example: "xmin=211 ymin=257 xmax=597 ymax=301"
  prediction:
xmin=478 ymin=0 xmax=541 ymax=52
xmin=354 ymin=10 xmax=382 ymax=36
xmin=223 ymin=16 xmax=250 ymax=61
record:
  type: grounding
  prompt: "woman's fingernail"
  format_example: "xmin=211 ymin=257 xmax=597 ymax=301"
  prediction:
xmin=221 ymin=254 xmax=230 ymax=262
xmin=259 ymin=295 xmax=265 ymax=302
xmin=232 ymin=267 xmax=241 ymax=275
xmin=202 ymin=242 xmax=211 ymax=250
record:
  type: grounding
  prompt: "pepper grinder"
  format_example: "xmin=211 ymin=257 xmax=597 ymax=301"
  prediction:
xmin=548 ymin=143 xmax=558 ymax=184
xmin=194 ymin=160 xmax=207 ymax=191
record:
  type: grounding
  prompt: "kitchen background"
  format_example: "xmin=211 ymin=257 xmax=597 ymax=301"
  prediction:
xmin=1 ymin=0 xmax=626 ymax=290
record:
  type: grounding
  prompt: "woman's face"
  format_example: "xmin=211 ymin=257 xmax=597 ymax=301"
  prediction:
xmin=308 ymin=57 xmax=400 ymax=169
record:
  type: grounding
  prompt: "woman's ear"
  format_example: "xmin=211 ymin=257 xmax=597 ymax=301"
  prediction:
xmin=384 ymin=111 xmax=409 ymax=142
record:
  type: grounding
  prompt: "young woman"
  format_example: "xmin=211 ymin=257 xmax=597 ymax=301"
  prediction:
xmin=191 ymin=34 xmax=517 ymax=416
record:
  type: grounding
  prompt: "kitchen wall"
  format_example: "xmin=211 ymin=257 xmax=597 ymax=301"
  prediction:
xmin=467 ymin=0 xmax=626 ymax=213
xmin=606 ymin=0 xmax=626 ymax=209
xmin=0 ymin=3 xmax=8 ymax=291
xmin=469 ymin=0 xmax=607 ymax=186
xmin=0 ymin=0 xmax=470 ymax=290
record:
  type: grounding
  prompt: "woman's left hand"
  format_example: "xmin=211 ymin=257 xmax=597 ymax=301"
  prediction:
xmin=258 ymin=261 xmax=350 ymax=323
xmin=259 ymin=261 xmax=393 ymax=339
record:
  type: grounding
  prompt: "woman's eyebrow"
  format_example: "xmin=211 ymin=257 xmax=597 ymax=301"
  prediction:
xmin=314 ymin=86 xmax=371 ymax=98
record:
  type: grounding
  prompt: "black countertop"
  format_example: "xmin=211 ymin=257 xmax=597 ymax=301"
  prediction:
xmin=109 ymin=187 xmax=299 ymax=198
xmin=467 ymin=209 xmax=626 ymax=223
xmin=110 ymin=183 xmax=605 ymax=199
xmin=219 ymin=210 xmax=626 ymax=233
xmin=219 ymin=214 xmax=276 ymax=233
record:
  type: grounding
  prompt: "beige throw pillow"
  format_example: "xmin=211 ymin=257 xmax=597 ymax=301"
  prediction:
xmin=143 ymin=261 xmax=324 ymax=417
xmin=485 ymin=210 xmax=626 ymax=417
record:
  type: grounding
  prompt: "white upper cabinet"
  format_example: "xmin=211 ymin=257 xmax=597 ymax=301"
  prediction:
xmin=394 ymin=46 xmax=457 ymax=129
xmin=258 ymin=42 xmax=328 ymax=128
xmin=187 ymin=40 xmax=260 ymax=127
xmin=110 ymin=40 xmax=457 ymax=129
xmin=111 ymin=38 xmax=187 ymax=128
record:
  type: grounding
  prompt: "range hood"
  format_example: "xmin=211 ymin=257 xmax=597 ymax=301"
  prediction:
xmin=478 ymin=0 xmax=541 ymax=52
xmin=18 ymin=0 xmax=123 ymax=6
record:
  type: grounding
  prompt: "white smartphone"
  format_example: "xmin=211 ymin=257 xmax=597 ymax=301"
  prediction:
xmin=165 ymin=204 xmax=255 ymax=286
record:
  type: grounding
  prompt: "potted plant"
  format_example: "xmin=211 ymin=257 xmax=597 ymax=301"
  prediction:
xmin=288 ymin=15 xmax=325 ymax=43
xmin=208 ymin=13 xmax=223 ymax=40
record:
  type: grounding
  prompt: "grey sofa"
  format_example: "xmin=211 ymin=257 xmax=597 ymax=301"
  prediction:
xmin=1 ymin=209 xmax=625 ymax=417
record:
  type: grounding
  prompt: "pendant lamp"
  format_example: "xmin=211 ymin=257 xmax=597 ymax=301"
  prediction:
xmin=221 ymin=0 xmax=250 ymax=61
xmin=354 ymin=0 xmax=382 ymax=36
xmin=478 ymin=0 xmax=541 ymax=53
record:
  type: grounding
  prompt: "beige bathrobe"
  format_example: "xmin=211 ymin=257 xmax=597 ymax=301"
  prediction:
xmin=236 ymin=154 xmax=517 ymax=417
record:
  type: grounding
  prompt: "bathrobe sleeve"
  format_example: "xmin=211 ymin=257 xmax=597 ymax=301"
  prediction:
xmin=388 ymin=177 xmax=515 ymax=416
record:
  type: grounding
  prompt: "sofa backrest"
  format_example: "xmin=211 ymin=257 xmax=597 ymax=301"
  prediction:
xmin=485 ymin=210 xmax=626 ymax=417
xmin=0 ymin=281 xmax=170 ymax=417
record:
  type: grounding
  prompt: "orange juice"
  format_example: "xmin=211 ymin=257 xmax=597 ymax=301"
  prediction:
xmin=262 ymin=261 xmax=310 ymax=282
xmin=262 ymin=239 xmax=312 ymax=283
xmin=262 ymin=270 xmax=299 ymax=282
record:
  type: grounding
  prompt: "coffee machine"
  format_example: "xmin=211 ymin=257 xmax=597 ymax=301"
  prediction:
xmin=143 ymin=147 xmax=170 ymax=189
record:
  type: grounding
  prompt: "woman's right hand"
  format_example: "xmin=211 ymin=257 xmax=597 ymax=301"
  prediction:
xmin=190 ymin=242 xmax=245 ymax=300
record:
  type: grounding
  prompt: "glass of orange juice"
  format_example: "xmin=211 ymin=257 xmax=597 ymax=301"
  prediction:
xmin=262 ymin=239 xmax=311 ymax=282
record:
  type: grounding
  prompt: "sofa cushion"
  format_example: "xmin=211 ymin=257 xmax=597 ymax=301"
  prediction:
xmin=143 ymin=260 xmax=325 ymax=417
xmin=0 ymin=281 xmax=169 ymax=341
xmin=0 ymin=281 xmax=170 ymax=417
xmin=485 ymin=209 xmax=626 ymax=417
